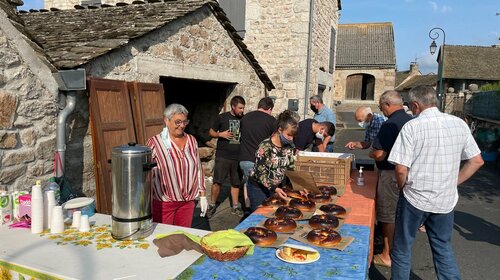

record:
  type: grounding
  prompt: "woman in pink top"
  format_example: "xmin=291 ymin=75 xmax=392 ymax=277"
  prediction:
xmin=147 ymin=103 xmax=208 ymax=227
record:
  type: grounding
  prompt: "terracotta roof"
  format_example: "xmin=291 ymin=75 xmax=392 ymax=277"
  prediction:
xmin=395 ymin=74 xmax=437 ymax=91
xmin=440 ymin=45 xmax=500 ymax=81
xmin=15 ymin=0 xmax=274 ymax=89
xmin=336 ymin=22 xmax=396 ymax=68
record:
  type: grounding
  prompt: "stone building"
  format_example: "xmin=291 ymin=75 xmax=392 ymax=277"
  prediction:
xmin=39 ymin=0 xmax=342 ymax=119
xmin=0 ymin=0 xmax=273 ymax=212
xmin=395 ymin=62 xmax=437 ymax=102
xmin=333 ymin=22 xmax=396 ymax=105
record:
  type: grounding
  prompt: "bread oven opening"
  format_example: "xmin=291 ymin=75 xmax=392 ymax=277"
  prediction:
xmin=160 ymin=76 xmax=235 ymax=147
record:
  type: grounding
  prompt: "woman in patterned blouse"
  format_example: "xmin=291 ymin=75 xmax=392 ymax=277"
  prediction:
xmin=247 ymin=110 xmax=299 ymax=211
xmin=147 ymin=104 xmax=208 ymax=227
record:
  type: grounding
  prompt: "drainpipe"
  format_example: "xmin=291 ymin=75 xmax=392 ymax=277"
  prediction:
xmin=55 ymin=91 xmax=76 ymax=177
xmin=304 ymin=0 xmax=315 ymax=119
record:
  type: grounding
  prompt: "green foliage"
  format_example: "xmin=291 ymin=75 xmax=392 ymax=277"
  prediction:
xmin=479 ymin=82 xmax=500 ymax=92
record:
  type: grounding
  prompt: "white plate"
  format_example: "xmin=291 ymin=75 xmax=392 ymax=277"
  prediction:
xmin=275 ymin=244 xmax=320 ymax=264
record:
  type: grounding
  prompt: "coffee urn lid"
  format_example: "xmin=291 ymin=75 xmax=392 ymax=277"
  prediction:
xmin=112 ymin=142 xmax=151 ymax=154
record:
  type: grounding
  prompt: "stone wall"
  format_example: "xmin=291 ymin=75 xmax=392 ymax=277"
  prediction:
xmin=0 ymin=17 xmax=59 ymax=192
xmin=333 ymin=68 xmax=396 ymax=103
xmin=66 ymin=6 xmax=267 ymax=195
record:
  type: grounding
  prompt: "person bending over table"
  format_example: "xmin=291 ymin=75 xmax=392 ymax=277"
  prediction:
xmin=147 ymin=103 xmax=208 ymax=227
xmin=246 ymin=110 xmax=299 ymax=212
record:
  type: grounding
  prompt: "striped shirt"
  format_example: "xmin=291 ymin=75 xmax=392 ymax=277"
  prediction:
xmin=147 ymin=133 xmax=206 ymax=202
xmin=388 ymin=107 xmax=481 ymax=213
xmin=364 ymin=113 xmax=387 ymax=144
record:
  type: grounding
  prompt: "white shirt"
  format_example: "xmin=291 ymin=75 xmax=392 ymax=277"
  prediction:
xmin=388 ymin=107 xmax=481 ymax=213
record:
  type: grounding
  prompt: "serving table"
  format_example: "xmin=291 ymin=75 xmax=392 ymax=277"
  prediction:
xmin=181 ymin=170 xmax=377 ymax=280
xmin=0 ymin=213 xmax=210 ymax=280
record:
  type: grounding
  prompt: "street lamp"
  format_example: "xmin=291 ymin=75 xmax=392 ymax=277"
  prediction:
xmin=428 ymin=27 xmax=445 ymax=111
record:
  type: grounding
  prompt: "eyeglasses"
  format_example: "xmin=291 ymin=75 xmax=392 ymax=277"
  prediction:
xmin=173 ymin=119 xmax=190 ymax=126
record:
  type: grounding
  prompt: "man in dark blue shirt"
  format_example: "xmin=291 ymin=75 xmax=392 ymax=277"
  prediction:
xmin=369 ymin=90 xmax=413 ymax=268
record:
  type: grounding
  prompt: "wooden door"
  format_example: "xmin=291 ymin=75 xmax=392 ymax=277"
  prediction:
xmin=129 ymin=82 xmax=166 ymax=144
xmin=88 ymin=78 xmax=137 ymax=214
xmin=346 ymin=74 xmax=362 ymax=100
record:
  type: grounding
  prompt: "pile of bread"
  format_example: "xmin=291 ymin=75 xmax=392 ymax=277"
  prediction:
xmin=244 ymin=187 xmax=346 ymax=248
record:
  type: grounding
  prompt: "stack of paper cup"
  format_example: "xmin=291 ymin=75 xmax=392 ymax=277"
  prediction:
xmin=44 ymin=190 xmax=56 ymax=229
xmin=50 ymin=206 xmax=65 ymax=234
xmin=71 ymin=211 xmax=81 ymax=228
xmin=79 ymin=215 xmax=90 ymax=232
xmin=31 ymin=184 xmax=44 ymax=234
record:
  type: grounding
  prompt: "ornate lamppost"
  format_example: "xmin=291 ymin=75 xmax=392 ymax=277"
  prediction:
xmin=428 ymin=27 xmax=446 ymax=111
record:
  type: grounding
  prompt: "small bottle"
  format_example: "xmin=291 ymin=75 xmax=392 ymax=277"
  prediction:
xmin=46 ymin=177 xmax=60 ymax=205
xmin=356 ymin=166 xmax=365 ymax=186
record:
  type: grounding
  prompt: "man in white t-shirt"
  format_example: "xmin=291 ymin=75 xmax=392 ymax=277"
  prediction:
xmin=388 ymin=85 xmax=484 ymax=279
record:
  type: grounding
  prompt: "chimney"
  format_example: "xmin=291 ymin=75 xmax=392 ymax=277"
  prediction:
xmin=410 ymin=62 xmax=419 ymax=74
xmin=4 ymin=0 xmax=24 ymax=13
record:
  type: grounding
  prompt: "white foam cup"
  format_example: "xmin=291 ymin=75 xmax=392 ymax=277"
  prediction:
xmin=71 ymin=211 xmax=82 ymax=228
xmin=79 ymin=215 xmax=90 ymax=232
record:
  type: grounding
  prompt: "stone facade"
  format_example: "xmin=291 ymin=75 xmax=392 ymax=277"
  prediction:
xmin=0 ymin=14 xmax=59 ymax=192
xmin=245 ymin=0 xmax=340 ymax=118
xmin=333 ymin=68 xmax=396 ymax=104
xmin=66 ymin=6 xmax=267 ymax=195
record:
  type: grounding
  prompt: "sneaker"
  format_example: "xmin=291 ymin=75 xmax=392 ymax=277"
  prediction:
xmin=231 ymin=206 xmax=244 ymax=217
xmin=206 ymin=205 xmax=217 ymax=219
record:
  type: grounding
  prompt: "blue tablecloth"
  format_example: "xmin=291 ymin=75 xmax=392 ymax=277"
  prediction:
xmin=177 ymin=214 xmax=371 ymax=280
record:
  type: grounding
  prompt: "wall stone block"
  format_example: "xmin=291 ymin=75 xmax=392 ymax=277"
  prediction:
xmin=35 ymin=137 xmax=56 ymax=161
xmin=19 ymin=127 xmax=37 ymax=147
xmin=0 ymin=131 xmax=17 ymax=149
xmin=17 ymin=100 xmax=57 ymax=120
xmin=0 ymin=91 xmax=17 ymax=129
xmin=0 ymin=165 xmax=26 ymax=184
xmin=2 ymin=149 xmax=35 ymax=167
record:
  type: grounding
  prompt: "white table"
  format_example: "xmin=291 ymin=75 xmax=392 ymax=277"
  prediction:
xmin=0 ymin=213 xmax=210 ymax=280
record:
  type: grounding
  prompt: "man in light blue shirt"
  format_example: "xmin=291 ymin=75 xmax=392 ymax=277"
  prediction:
xmin=310 ymin=95 xmax=336 ymax=152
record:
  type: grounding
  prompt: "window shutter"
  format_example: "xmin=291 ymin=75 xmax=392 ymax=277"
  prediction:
xmin=219 ymin=0 xmax=246 ymax=38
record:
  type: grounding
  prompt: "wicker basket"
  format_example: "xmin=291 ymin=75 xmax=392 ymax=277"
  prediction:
xmin=200 ymin=239 xmax=250 ymax=261
xmin=295 ymin=153 xmax=352 ymax=186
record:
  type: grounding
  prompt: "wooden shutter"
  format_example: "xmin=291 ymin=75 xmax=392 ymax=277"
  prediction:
xmin=365 ymin=76 xmax=375 ymax=100
xmin=346 ymin=74 xmax=362 ymax=100
xmin=88 ymin=78 xmax=137 ymax=214
xmin=129 ymin=82 xmax=166 ymax=144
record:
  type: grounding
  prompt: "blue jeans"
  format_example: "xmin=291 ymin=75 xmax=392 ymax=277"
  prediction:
xmin=239 ymin=161 xmax=254 ymax=184
xmin=391 ymin=194 xmax=461 ymax=280
xmin=246 ymin=179 xmax=270 ymax=212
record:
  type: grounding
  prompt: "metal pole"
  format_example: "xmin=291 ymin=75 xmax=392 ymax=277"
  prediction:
xmin=429 ymin=27 xmax=446 ymax=111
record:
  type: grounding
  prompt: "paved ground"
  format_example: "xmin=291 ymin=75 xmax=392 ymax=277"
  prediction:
xmin=192 ymin=108 xmax=500 ymax=279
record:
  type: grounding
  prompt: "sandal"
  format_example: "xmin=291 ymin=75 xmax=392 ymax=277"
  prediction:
xmin=373 ymin=254 xmax=391 ymax=268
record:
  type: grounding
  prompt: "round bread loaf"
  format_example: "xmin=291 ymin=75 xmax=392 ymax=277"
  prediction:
xmin=319 ymin=204 xmax=346 ymax=216
xmin=319 ymin=186 xmax=338 ymax=196
xmin=284 ymin=190 xmax=307 ymax=200
xmin=307 ymin=193 xmax=332 ymax=203
xmin=262 ymin=196 xmax=287 ymax=207
xmin=289 ymin=198 xmax=316 ymax=212
xmin=264 ymin=217 xmax=297 ymax=232
xmin=308 ymin=214 xmax=339 ymax=229
xmin=275 ymin=206 xmax=303 ymax=220
xmin=306 ymin=228 xmax=342 ymax=247
xmin=244 ymin=227 xmax=277 ymax=246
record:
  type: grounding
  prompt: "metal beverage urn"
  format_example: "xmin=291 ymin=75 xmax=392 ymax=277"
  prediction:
xmin=111 ymin=142 xmax=156 ymax=240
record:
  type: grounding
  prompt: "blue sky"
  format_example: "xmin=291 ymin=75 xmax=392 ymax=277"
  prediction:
xmin=19 ymin=0 xmax=500 ymax=74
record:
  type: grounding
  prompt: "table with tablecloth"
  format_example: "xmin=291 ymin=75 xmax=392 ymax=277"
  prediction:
xmin=181 ymin=170 xmax=377 ymax=280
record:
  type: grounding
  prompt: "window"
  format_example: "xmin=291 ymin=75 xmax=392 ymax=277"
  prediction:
xmin=329 ymin=27 xmax=336 ymax=73
xmin=218 ymin=0 xmax=246 ymax=38
xmin=345 ymin=74 xmax=375 ymax=100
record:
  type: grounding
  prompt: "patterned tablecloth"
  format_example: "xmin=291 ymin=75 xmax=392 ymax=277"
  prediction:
xmin=179 ymin=213 xmax=371 ymax=280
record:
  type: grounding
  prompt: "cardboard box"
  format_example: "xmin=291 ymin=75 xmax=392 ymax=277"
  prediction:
xmin=294 ymin=152 xmax=353 ymax=186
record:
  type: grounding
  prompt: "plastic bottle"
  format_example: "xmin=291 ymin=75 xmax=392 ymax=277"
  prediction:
xmin=46 ymin=177 xmax=60 ymax=205
xmin=356 ymin=166 xmax=365 ymax=186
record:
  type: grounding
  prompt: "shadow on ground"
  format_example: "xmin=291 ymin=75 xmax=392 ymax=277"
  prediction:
xmin=453 ymin=210 xmax=500 ymax=246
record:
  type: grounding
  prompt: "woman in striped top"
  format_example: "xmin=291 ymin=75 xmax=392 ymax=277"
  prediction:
xmin=147 ymin=104 xmax=208 ymax=227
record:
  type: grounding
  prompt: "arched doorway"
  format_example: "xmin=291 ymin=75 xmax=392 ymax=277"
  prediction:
xmin=346 ymin=74 xmax=375 ymax=100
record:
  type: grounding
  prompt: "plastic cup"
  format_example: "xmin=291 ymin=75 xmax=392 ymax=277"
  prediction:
xmin=79 ymin=215 xmax=90 ymax=232
xmin=50 ymin=206 xmax=65 ymax=234
xmin=71 ymin=211 xmax=81 ymax=228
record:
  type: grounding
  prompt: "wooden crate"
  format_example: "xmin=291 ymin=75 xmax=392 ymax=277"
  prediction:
xmin=294 ymin=153 xmax=353 ymax=186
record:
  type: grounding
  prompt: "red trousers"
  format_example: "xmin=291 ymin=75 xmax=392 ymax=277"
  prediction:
xmin=152 ymin=199 xmax=195 ymax=228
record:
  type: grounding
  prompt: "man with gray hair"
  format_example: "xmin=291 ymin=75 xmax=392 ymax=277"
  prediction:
xmin=310 ymin=95 xmax=336 ymax=152
xmin=388 ymin=85 xmax=484 ymax=279
xmin=345 ymin=106 xmax=386 ymax=150
xmin=369 ymin=90 xmax=413 ymax=268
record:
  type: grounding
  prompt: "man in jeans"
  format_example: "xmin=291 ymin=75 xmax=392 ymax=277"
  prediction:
xmin=388 ymin=85 xmax=484 ymax=279
xmin=207 ymin=96 xmax=246 ymax=218
xmin=239 ymin=97 xmax=276 ymax=210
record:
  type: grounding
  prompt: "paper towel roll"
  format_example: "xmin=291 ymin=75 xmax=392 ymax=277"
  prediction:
xmin=31 ymin=185 xmax=44 ymax=234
